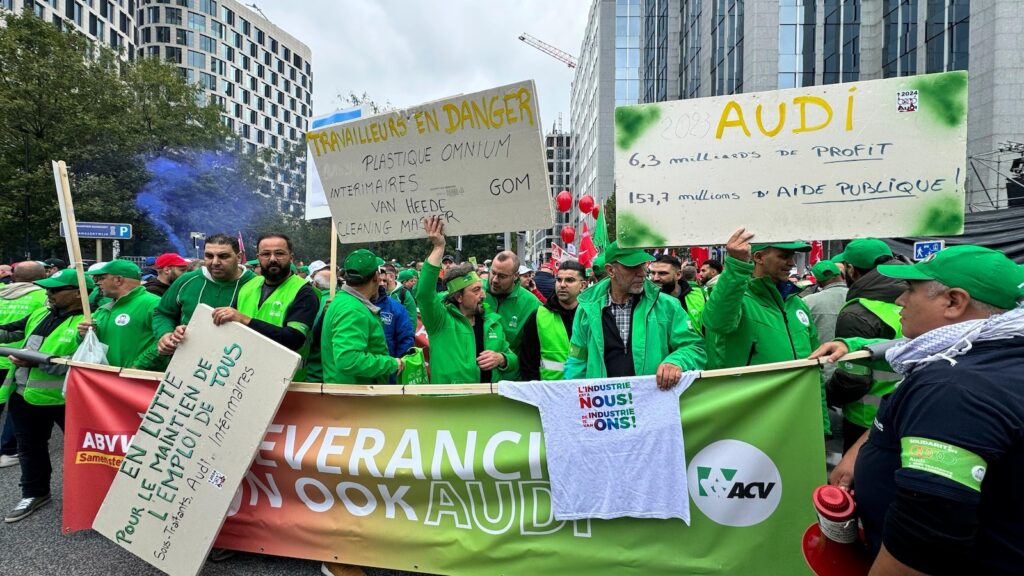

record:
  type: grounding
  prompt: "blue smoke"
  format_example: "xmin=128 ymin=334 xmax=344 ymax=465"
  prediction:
xmin=136 ymin=150 xmax=273 ymax=255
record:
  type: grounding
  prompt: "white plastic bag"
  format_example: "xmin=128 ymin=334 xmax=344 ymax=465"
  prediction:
xmin=72 ymin=327 xmax=108 ymax=365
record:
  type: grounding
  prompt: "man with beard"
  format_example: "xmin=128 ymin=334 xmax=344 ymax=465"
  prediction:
xmin=483 ymin=250 xmax=540 ymax=380
xmin=519 ymin=260 xmax=586 ymax=381
xmin=143 ymin=253 xmax=188 ymax=297
xmin=211 ymin=233 xmax=319 ymax=356
xmin=416 ymin=216 xmax=517 ymax=384
xmin=563 ymin=241 xmax=705 ymax=388
xmin=649 ymin=255 xmax=707 ymax=333
xmin=153 ymin=233 xmax=256 ymax=358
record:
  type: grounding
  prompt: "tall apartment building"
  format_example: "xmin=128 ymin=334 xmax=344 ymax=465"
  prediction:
xmin=526 ymin=126 xmax=573 ymax=264
xmin=3 ymin=0 xmax=312 ymax=215
xmin=637 ymin=0 xmax=1022 ymax=211
xmin=568 ymin=0 xmax=642 ymax=239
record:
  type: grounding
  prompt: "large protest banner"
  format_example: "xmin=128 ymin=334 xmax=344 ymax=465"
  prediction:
xmin=306 ymin=80 xmax=555 ymax=243
xmin=66 ymin=363 xmax=825 ymax=575
xmin=90 ymin=305 xmax=300 ymax=576
xmin=614 ymin=71 xmax=968 ymax=247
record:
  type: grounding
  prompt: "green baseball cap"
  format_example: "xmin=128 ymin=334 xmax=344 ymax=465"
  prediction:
xmin=297 ymin=265 xmax=309 ymax=273
xmin=810 ymin=260 xmax=841 ymax=280
xmin=246 ymin=259 xmax=259 ymax=266
xmin=35 ymin=268 xmax=95 ymax=291
xmin=751 ymin=241 xmax=811 ymax=254
xmin=343 ymin=249 xmax=384 ymax=283
xmin=592 ymin=253 xmax=605 ymax=270
xmin=86 ymin=259 xmax=141 ymax=280
xmin=835 ymin=238 xmax=893 ymax=269
xmin=877 ymin=245 xmax=1024 ymax=309
xmin=603 ymin=241 xmax=654 ymax=267
xmin=397 ymin=269 xmax=417 ymax=282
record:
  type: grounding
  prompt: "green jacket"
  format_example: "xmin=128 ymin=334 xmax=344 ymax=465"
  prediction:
xmin=321 ymin=287 xmax=399 ymax=385
xmin=0 ymin=283 xmax=47 ymax=371
xmin=90 ymin=285 xmax=164 ymax=370
xmin=702 ymin=256 xmax=827 ymax=432
xmin=152 ymin=267 xmax=256 ymax=338
xmin=482 ymin=280 xmax=540 ymax=378
xmin=417 ymin=261 xmax=518 ymax=384
xmin=563 ymin=277 xmax=706 ymax=379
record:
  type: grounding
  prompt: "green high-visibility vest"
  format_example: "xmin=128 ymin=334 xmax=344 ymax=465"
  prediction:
xmin=536 ymin=307 xmax=569 ymax=380
xmin=0 ymin=287 xmax=47 ymax=371
xmin=0 ymin=307 xmax=83 ymax=406
xmin=236 ymin=274 xmax=309 ymax=333
xmin=840 ymin=298 xmax=903 ymax=428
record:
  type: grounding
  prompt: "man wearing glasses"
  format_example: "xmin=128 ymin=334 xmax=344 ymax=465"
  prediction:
xmin=483 ymin=250 xmax=541 ymax=380
xmin=211 ymin=234 xmax=319 ymax=357
xmin=0 ymin=269 xmax=90 ymax=522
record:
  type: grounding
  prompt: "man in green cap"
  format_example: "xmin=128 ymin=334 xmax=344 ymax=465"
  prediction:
xmin=702 ymin=228 xmax=827 ymax=431
xmin=803 ymin=260 xmax=849 ymax=345
xmin=393 ymin=268 xmax=418 ymax=322
xmin=0 ymin=269 xmax=90 ymax=522
xmin=811 ymin=245 xmax=1024 ymax=575
xmin=564 ymin=240 xmax=705 ymax=388
xmin=415 ymin=216 xmax=517 ymax=384
xmin=78 ymin=260 xmax=164 ymax=370
xmin=828 ymin=238 xmax=907 ymax=451
xmin=153 ymin=233 xmax=256 ymax=358
xmin=320 ymin=248 xmax=404 ymax=384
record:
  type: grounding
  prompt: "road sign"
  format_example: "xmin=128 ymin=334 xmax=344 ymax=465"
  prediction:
xmin=913 ymin=240 xmax=945 ymax=261
xmin=59 ymin=221 xmax=132 ymax=240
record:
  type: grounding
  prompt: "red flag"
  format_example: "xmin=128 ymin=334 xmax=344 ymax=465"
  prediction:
xmin=690 ymin=247 xmax=710 ymax=268
xmin=809 ymin=241 xmax=823 ymax=265
xmin=578 ymin=222 xmax=597 ymax=267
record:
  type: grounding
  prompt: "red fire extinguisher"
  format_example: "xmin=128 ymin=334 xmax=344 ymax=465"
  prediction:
xmin=802 ymin=486 xmax=872 ymax=576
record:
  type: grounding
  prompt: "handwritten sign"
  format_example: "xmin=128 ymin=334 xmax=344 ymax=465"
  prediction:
xmin=306 ymin=80 xmax=554 ymax=243
xmin=93 ymin=305 xmax=299 ymax=576
xmin=613 ymin=71 xmax=968 ymax=247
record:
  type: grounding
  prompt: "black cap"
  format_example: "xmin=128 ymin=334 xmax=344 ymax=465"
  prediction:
xmin=442 ymin=254 xmax=455 ymax=263
xmin=44 ymin=258 xmax=66 ymax=269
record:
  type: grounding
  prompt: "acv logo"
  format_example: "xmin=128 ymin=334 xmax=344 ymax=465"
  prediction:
xmin=687 ymin=439 xmax=782 ymax=527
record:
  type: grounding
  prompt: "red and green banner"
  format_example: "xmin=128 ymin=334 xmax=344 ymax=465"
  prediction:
xmin=64 ymin=364 xmax=825 ymax=575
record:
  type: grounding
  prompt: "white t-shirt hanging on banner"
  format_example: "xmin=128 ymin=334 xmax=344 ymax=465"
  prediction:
xmin=500 ymin=373 xmax=697 ymax=523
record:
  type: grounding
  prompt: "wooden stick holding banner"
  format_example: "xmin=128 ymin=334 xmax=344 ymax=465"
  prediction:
xmin=51 ymin=160 xmax=92 ymax=324
xmin=329 ymin=218 xmax=338 ymax=299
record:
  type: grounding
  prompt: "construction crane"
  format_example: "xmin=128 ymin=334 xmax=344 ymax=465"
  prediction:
xmin=518 ymin=33 xmax=578 ymax=69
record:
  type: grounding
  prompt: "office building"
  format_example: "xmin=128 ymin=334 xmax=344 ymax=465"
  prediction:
xmin=526 ymin=126 xmax=573 ymax=264
xmin=3 ymin=0 xmax=313 ymax=214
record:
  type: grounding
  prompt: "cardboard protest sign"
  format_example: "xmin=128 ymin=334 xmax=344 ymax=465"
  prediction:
xmin=614 ymin=71 xmax=968 ymax=247
xmin=92 ymin=305 xmax=300 ymax=576
xmin=306 ymin=80 xmax=554 ymax=243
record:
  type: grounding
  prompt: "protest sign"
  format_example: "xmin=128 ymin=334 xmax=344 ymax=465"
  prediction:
xmin=68 ymin=363 xmax=824 ymax=575
xmin=306 ymin=80 xmax=555 ymax=243
xmin=614 ymin=71 xmax=968 ymax=247
xmin=91 ymin=305 xmax=300 ymax=576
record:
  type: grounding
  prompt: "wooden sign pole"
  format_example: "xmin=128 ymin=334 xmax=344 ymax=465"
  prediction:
xmin=52 ymin=160 xmax=93 ymax=323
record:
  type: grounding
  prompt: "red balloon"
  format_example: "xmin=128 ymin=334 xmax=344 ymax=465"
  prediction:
xmin=560 ymin=226 xmax=576 ymax=244
xmin=578 ymin=194 xmax=595 ymax=214
xmin=555 ymin=190 xmax=572 ymax=212
xmin=591 ymin=206 xmax=600 ymax=219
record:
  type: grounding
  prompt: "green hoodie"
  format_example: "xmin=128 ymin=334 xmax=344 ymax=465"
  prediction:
xmin=152 ymin=267 xmax=256 ymax=338
xmin=90 ymin=285 xmax=165 ymax=370
xmin=702 ymin=256 xmax=827 ymax=432
xmin=563 ymin=277 xmax=706 ymax=379
xmin=321 ymin=286 xmax=399 ymax=385
xmin=417 ymin=261 xmax=518 ymax=384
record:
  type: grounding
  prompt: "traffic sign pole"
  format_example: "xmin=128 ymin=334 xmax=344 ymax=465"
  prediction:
xmin=96 ymin=239 xmax=102 ymax=263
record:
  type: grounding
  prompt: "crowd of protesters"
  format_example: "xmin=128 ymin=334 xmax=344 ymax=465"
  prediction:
xmin=0 ymin=220 xmax=1022 ymax=576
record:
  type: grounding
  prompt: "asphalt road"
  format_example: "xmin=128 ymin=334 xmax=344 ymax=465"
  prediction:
xmin=0 ymin=410 xmax=419 ymax=576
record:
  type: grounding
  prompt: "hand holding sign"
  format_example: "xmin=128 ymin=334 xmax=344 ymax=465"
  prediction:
xmin=726 ymin=227 xmax=756 ymax=263
xmin=424 ymin=215 xmax=447 ymax=249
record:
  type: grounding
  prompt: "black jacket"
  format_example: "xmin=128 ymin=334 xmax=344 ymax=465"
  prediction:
xmin=834 ymin=258 xmax=908 ymax=340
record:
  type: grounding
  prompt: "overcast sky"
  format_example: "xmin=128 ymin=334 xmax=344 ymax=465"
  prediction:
xmin=254 ymin=0 xmax=590 ymax=130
